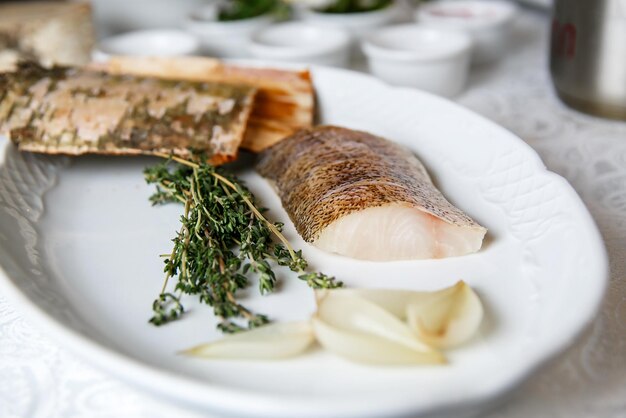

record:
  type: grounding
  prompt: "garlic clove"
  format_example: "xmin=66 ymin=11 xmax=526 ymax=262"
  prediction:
xmin=315 ymin=290 xmax=434 ymax=352
xmin=339 ymin=282 xmax=469 ymax=319
xmin=182 ymin=320 xmax=315 ymax=359
xmin=311 ymin=317 xmax=446 ymax=365
xmin=331 ymin=288 xmax=430 ymax=319
xmin=406 ymin=281 xmax=483 ymax=348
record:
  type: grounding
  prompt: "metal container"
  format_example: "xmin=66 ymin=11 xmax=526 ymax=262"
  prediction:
xmin=550 ymin=0 xmax=626 ymax=120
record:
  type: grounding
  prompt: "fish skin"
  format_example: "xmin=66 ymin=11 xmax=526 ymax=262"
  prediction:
xmin=91 ymin=56 xmax=315 ymax=153
xmin=0 ymin=62 xmax=257 ymax=165
xmin=257 ymin=126 xmax=486 ymax=258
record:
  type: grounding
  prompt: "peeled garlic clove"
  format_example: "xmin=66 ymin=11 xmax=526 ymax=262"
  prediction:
xmin=312 ymin=317 xmax=445 ymax=365
xmin=182 ymin=321 xmax=315 ymax=359
xmin=334 ymin=288 xmax=429 ymax=319
xmin=341 ymin=282 xmax=468 ymax=320
xmin=406 ymin=281 xmax=483 ymax=349
xmin=316 ymin=291 xmax=434 ymax=353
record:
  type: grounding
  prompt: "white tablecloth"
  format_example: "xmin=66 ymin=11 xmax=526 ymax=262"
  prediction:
xmin=2 ymin=9 xmax=625 ymax=418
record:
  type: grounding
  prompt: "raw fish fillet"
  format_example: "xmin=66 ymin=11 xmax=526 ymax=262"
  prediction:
xmin=257 ymin=126 xmax=487 ymax=261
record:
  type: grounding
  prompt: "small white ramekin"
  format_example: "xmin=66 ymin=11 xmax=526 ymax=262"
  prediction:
xmin=185 ymin=4 xmax=274 ymax=58
xmin=298 ymin=4 xmax=399 ymax=58
xmin=249 ymin=22 xmax=351 ymax=68
xmin=415 ymin=0 xmax=518 ymax=64
xmin=94 ymin=29 xmax=200 ymax=61
xmin=362 ymin=25 xmax=472 ymax=97
xmin=90 ymin=0 xmax=209 ymax=37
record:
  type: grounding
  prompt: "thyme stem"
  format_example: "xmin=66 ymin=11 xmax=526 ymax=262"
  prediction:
xmin=146 ymin=154 xmax=342 ymax=332
xmin=154 ymin=151 xmax=300 ymax=263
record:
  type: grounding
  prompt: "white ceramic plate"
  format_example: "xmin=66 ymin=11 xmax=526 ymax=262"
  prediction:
xmin=0 ymin=66 xmax=607 ymax=418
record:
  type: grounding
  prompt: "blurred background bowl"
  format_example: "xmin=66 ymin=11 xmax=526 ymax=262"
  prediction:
xmin=249 ymin=22 xmax=351 ymax=67
xmin=94 ymin=29 xmax=200 ymax=61
xmin=89 ymin=0 xmax=210 ymax=38
xmin=362 ymin=24 xmax=472 ymax=97
xmin=415 ymin=0 xmax=518 ymax=64
xmin=298 ymin=3 xmax=400 ymax=58
xmin=185 ymin=3 xmax=275 ymax=58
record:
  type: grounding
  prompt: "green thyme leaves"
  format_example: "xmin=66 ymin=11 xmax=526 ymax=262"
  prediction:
xmin=145 ymin=155 xmax=342 ymax=332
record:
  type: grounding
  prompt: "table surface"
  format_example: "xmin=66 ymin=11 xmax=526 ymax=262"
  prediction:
xmin=2 ymin=9 xmax=626 ymax=418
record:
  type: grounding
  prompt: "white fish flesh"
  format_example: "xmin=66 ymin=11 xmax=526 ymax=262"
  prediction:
xmin=256 ymin=126 xmax=487 ymax=261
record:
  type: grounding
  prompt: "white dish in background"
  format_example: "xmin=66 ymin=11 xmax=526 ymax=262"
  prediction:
xmin=298 ymin=4 xmax=399 ymax=58
xmin=362 ymin=25 xmax=472 ymax=97
xmin=90 ymin=0 xmax=209 ymax=38
xmin=94 ymin=30 xmax=200 ymax=61
xmin=185 ymin=4 xmax=274 ymax=58
xmin=0 ymin=65 xmax=608 ymax=418
xmin=416 ymin=0 xmax=518 ymax=64
xmin=249 ymin=23 xmax=351 ymax=67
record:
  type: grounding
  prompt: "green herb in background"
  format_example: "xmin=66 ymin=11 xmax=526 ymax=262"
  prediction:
xmin=145 ymin=155 xmax=342 ymax=333
xmin=317 ymin=0 xmax=392 ymax=13
xmin=218 ymin=0 xmax=281 ymax=21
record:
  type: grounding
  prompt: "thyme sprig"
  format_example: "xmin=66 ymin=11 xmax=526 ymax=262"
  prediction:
xmin=145 ymin=154 xmax=342 ymax=332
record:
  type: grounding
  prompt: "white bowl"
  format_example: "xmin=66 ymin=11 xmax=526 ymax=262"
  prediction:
xmin=94 ymin=29 xmax=200 ymax=61
xmin=249 ymin=23 xmax=351 ymax=68
xmin=185 ymin=4 xmax=274 ymax=58
xmin=415 ymin=0 xmax=518 ymax=64
xmin=90 ymin=0 xmax=209 ymax=38
xmin=362 ymin=25 xmax=472 ymax=97
xmin=299 ymin=4 xmax=400 ymax=57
